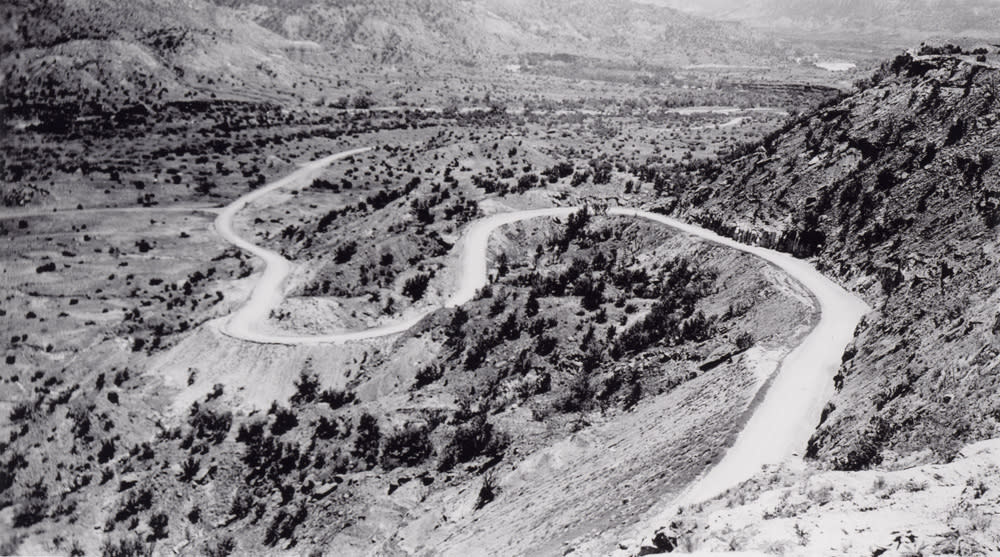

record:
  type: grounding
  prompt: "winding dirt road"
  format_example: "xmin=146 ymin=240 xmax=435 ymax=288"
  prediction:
xmin=608 ymin=209 xmax=869 ymax=527
xmin=215 ymin=147 xmax=373 ymax=344
xmin=213 ymin=150 xmax=869 ymax=544
xmin=214 ymin=150 xmax=577 ymax=344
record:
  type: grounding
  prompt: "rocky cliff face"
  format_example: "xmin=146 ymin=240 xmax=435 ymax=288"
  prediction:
xmin=671 ymin=50 xmax=1000 ymax=469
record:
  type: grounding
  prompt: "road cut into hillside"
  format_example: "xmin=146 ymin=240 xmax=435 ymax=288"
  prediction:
xmin=608 ymin=207 xmax=869 ymax=556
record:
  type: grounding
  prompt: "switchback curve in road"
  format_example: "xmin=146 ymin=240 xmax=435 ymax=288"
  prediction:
xmin=213 ymin=147 xmax=574 ymax=345
xmin=213 ymin=153 xmax=869 ymax=537
xmin=215 ymin=147 xmax=374 ymax=344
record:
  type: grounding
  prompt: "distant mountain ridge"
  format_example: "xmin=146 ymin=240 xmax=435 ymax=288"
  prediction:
xmin=206 ymin=0 xmax=779 ymax=65
xmin=2 ymin=0 xmax=785 ymax=111
xmin=1 ymin=0 xmax=327 ymax=109
xmin=647 ymin=0 xmax=1000 ymax=39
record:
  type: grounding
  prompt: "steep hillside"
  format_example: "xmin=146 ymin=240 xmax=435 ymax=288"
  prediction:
xmin=666 ymin=48 xmax=1000 ymax=470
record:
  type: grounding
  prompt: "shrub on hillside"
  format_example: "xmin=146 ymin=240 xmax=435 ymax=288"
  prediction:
xmin=290 ymin=370 xmax=320 ymax=405
xmin=204 ymin=537 xmax=236 ymax=557
xmin=147 ymin=512 xmax=169 ymax=541
xmin=438 ymin=414 xmax=509 ymax=471
xmin=412 ymin=364 xmax=444 ymax=390
xmin=334 ymin=241 xmax=357 ymax=263
xmin=12 ymin=498 xmax=46 ymax=528
xmin=188 ymin=403 xmax=233 ymax=444
xmin=402 ymin=273 xmax=431 ymax=302
xmin=353 ymin=413 xmax=381 ymax=469
xmin=98 ymin=438 xmax=117 ymax=464
xmin=269 ymin=404 xmax=298 ymax=436
xmin=734 ymin=332 xmax=754 ymax=351
xmin=474 ymin=472 xmax=499 ymax=510
xmin=263 ymin=505 xmax=307 ymax=546
xmin=315 ymin=415 xmax=351 ymax=440
xmin=381 ymin=424 xmax=433 ymax=469
xmin=179 ymin=457 xmax=200 ymax=482
xmin=559 ymin=371 xmax=593 ymax=413
xmin=114 ymin=488 xmax=153 ymax=523
xmin=318 ymin=387 xmax=355 ymax=409
xmin=100 ymin=536 xmax=152 ymax=557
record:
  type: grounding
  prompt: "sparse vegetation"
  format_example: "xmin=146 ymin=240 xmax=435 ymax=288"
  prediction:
xmin=9 ymin=1 xmax=981 ymax=553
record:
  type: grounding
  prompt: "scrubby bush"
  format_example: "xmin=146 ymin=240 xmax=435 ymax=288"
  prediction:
xmin=147 ymin=512 xmax=168 ymax=541
xmin=318 ymin=388 xmax=355 ymax=409
xmin=622 ymin=379 xmax=642 ymax=410
xmin=1 ymin=452 xmax=27 ymax=494
xmin=438 ymin=414 xmax=509 ymax=471
xmin=353 ymin=413 xmax=381 ymax=469
xmin=524 ymin=291 xmax=540 ymax=317
xmin=474 ymin=472 xmax=499 ymax=510
xmin=534 ymin=334 xmax=557 ymax=356
xmin=315 ymin=415 xmax=350 ymax=440
xmin=269 ymin=405 xmax=298 ymax=436
xmin=100 ymin=537 xmax=152 ymax=557
xmin=290 ymin=369 xmax=320 ymax=405
xmin=381 ymin=424 xmax=433 ymax=469
xmin=98 ymin=438 xmax=117 ymax=464
xmin=179 ymin=457 xmax=200 ymax=482
xmin=240 ymin=432 xmax=302 ymax=486
xmin=12 ymin=498 xmax=46 ymax=528
xmin=735 ymin=332 xmax=754 ymax=351
xmin=114 ymin=488 xmax=153 ymax=523
xmin=557 ymin=208 xmax=591 ymax=250
xmin=412 ymin=365 xmax=444 ymax=390
xmin=188 ymin=403 xmax=233 ymax=444
xmin=334 ymin=241 xmax=357 ymax=263
xmin=402 ymin=273 xmax=431 ymax=302
xmin=229 ymin=491 xmax=253 ymax=520
xmin=559 ymin=372 xmax=593 ymax=413
xmin=9 ymin=400 xmax=37 ymax=422
xmin=263 ymin=505 xmax=307 ymax=546
xmin=205 ymin=537 xmax=236 ymax=557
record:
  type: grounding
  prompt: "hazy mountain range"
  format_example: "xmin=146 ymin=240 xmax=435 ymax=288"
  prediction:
xmin=1 ymin=0 xmax=783 ymax=110
xmin=207 ymin=0 xmax=778 ymax=64
xmin=644 ymin=0 xmax=1000 ymax=39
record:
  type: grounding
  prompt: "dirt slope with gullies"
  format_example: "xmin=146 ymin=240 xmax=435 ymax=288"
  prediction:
xmin=667 ymin=49 xmax=1000 ymax=471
